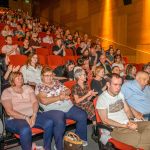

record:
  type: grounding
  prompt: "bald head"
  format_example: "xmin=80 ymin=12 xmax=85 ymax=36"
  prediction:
xmin=136 ymin=71 xmax=149 ymax=88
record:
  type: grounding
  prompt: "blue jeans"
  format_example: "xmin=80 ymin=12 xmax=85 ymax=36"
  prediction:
xmin=43 ymin=105 xmax=88 ymax=150
xmin=5 ymin=112 xmax=53 ymax=150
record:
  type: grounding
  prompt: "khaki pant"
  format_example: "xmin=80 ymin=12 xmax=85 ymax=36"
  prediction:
xmin=111 ymin=121 xmax=150 ymax=150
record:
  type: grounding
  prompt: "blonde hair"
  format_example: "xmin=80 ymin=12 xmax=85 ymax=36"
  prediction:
xmin=41 ymin=66 xmax=53 ymax=76
xmin=95 ymin=66 xmax=104 ymax=76
xmin=9 ymin=72 xmax=23 ymax=86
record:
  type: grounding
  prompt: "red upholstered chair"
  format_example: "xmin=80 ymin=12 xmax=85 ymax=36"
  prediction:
xmin=38 ymin=32 xmax=46 ymax=38
xmin=63 ymin=56 xmax=76 ymax=64
xmin=36 ymin=48 xmax=50 ymax=56
xmin=40 ymin=42 xmax=52 ymax=49
xmin=64 ymin=80 xmax=76 ymax=90
xmin=38 ymin=54 xmax=47 ymax=66
xmin=122 ymin=56 xmax=128 ymax=64
xmin=47 ymin=55 xmax=64 ymax=69
xmin=9 ymin=55 xmax=27 ymax=67
xmin=93 ymin=98 xmax=144 ymax=150
xmin=65 ymin=49 xmax=73 ymax=56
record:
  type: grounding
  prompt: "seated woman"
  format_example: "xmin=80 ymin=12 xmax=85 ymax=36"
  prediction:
xmin=1 ymin=72 xmax=53 ymax=150
xmin=72 ymin=68 xmax=98 ymax=140
xmin=54 ymin=60 xmax=75 ymax=82
xmin=20 ymin=53 xmax=42 ymax=87
xmin=1 ymin=24 xmax=14 ymax=37
xmin=125 ymin=64 xmax=137 ymax=80
xmin=20 ymin=39 xmax=34 ymax=56
xmin=91 ymin=66 xmax=107 ymax=96
xmin=52 ymin=38 xmax=66 ymax=56
xmin=0 ymin=53 xmax=20 ymax=92
xmin=35 ymin=67 xmax=87 ymax=150
xmin=29 ymin=33 xmax=41 ymax=49
xmin=112 ymin=54 xmax=125 ymax=77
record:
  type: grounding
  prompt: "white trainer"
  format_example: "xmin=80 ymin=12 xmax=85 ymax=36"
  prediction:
xmin=82 ymin=140 xmax=88 ymax=146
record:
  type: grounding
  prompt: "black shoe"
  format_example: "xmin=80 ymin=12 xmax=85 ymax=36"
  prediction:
xmin=91 ymin=125 xmax=99 ymax=143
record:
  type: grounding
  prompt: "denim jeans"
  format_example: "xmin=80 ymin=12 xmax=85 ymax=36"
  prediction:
xmin=5 ymin=112 xmax=53 ymax=150
xmin=43 ymin=105 xmax=88 ymax=150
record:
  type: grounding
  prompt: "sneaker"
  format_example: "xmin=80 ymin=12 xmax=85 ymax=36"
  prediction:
xmin=54 ymin=145 xmax=57 ymax=150
xmin=82 ymin=140 xmax=88 ymax=146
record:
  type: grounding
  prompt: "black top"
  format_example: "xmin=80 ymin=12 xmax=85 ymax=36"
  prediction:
xmin=54 ymin=65 xmax=74 ymax=81
xmin=52 ymin=45 xmax=63 ymax=56
xmin=76 ymin=47 xmax=82 ymax=56
xmin=91 ymin=78 xmax=106 ymax=95
xmin=20 ymin=46 xmax=34 ymax=56
xmin=125 ymin=75 xmax=134 ymax=80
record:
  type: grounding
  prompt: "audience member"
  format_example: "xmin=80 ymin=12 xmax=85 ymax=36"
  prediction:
xmin=20 ymin=39 xmax=34 ymax=56
xmin=1 ymin=24 xmax=13 ymax=37
xmin=1 ymin=35 xmax=20 ymax=55
xmin=35 ymin=67 xmax=88 ymax=150
xmin=20 ymin=53 xmax=42 ymax=86
xmin=121 ymin=71 xmax=150 ymax=120
xmin=52 ymin=38 xmax=66 ymax=56
xmin=91 ymin=66 xmax=107 ymax=95
xmin=112 ymin=54 xmax=124 ymax=76
xmin=1 ymin=72 xmax=53 ymax=150
xmin=125 ymin=64 xmax=136 ymax=80
xmin=97 ymin=73 xmax=150 ymax=150
xmin=54 ymin=60 xmax=75 ymax=82
xmin=97 ymin=54 xmax=111 ymax=74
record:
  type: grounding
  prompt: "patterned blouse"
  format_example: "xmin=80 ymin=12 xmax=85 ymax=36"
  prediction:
xmin=72 ymin=83 xmax=95 ymax=120
xmin=35 ymin=80 xmax=73 ymax=112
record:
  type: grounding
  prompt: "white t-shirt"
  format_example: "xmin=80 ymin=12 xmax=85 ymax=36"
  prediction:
xmin=1 ymin=45 xmax=20 ymax=55
xmin=20 ymin=65 xmax=42 ymax=84
xmin=96 ymin=91 xmax=129 ymax=124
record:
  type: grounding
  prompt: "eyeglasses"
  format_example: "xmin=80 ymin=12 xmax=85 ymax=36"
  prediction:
xmin=43 ymin=75 xmax=53 ymax=77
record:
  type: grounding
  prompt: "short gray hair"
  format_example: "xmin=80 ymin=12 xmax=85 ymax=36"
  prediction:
xmin=74 ymin=68 xmax=85 ymax=80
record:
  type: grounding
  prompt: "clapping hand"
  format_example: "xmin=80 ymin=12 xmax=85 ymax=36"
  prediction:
xmin=12 ymin=65 xmax=20 ymax=72
xmin=127 ymin=121 xmax=138 ymax=130
xmin=59 ymin=92 xmax=70 ymax=101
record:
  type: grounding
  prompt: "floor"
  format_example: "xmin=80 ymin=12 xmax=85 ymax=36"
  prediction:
xmin=9 ymin=124 xmax=99 ymax=150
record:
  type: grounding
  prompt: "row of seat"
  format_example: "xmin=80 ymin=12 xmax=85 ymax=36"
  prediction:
xmin=9 ymin=54 xmax=79 ymax=69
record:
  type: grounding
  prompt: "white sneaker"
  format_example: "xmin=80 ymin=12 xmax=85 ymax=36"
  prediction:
xmin=82 ymin=140 xmax=88 ymax=146
xmin=54 ymin=145 xmax=57 ymax=150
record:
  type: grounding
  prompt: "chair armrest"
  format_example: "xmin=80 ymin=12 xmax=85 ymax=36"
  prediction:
xmin=97 ymin=122 xmax=113 ymax=132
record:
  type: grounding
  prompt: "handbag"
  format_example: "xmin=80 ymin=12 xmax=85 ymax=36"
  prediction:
xmin=64 ymin=132 xmax=83 ymax=150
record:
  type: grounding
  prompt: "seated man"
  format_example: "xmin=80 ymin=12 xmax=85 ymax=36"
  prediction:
xmin=1 ymin=35 xmax=20 ymax=55
xmin=96 ymin=73 xmax=150 ymax=150
xmin=96 ymin=54 xmax=111 ymax=74
xmin=121 ymin=71 xmax=150 ymax=120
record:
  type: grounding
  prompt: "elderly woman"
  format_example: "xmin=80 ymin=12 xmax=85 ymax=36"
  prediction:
xmin=20 ymin=53 xmax=42 ymax=86
xmin=35 ymin=66 xmax=87 ymax=150
xmin=72 ymin=68 xmax=98 ymax=141
xmin=1 ymin=72 xmax=53 ymax=150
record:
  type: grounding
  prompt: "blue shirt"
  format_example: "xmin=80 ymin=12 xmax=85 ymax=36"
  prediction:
xmin=121 ymin=80 xmax=150 ymax=114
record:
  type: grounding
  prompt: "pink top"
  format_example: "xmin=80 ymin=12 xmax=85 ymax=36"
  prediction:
xmin=1 ymin=85 xmax=37 ymax=117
